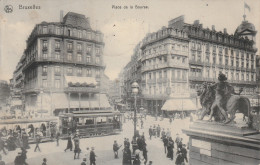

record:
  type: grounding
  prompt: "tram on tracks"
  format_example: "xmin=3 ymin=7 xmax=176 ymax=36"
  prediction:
xmin=59 ymin=110 xmax=123 ymax=137
xmin=0 ymin=117 xmax=59 ymax=140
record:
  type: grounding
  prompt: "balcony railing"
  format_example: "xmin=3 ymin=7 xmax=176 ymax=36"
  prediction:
xmin=157 ymin=77 xmax=169 ymax=84
xmin=141 ymin=61 xmax=188 ymax=72
xmin=189 ymin=60 xmax=203 ymax=66
xmin=147 ymin=79 xmax=156 ymax=84
xmin=64 ymin=87 xmax=100 ymax=93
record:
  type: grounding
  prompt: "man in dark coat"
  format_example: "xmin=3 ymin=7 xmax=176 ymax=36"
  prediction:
xmin=162 ymin=136 xmax=168 ymax=154
xmin=64 ymin=133 xmax=73 ymax=152
xmin=113 ymin=140 xmax=121 ymax=159
xmin=89 ymin=147 xmax=96 ymax=165
xmin=148 ymin=126 xmax=153 ymax=140
xmin=122 ymin=146 xmax=131 ymax=165
xmin=175 ymin=144 xmax=188 ymax=165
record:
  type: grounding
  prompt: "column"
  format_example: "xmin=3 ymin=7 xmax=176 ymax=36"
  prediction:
xmin=155 ymin=100 xmax=158 ymax=116
xmin=68 ymin=93 xmax=71 ymax=113
xmin=79 ymin=93 xmax=81 ymax=111
xmin=88 ymin=93 xmax=91 ymax=110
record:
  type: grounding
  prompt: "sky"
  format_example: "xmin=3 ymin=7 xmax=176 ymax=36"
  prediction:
xmin=0 ymin=0 xmax=259 ymax=82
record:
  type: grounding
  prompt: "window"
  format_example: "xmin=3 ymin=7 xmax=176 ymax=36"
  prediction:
xmin=241 ymin=73 xmax=244 ymax=80
xmin=68 ymin=29 xmax=71 ymax=36
xmin=67 ymin=42 xmax=73 ymax=51
xmin=197 ymin=53 xmax=201 ymax=62
xmin=231 ymin=50 xmax=234 ymax=56
xmin=86 ymin=68 xmax=91 ymax=77
xmin=56 ymin=27 xmax=60 ymax=35
xmin=86 ymin=55 xmax=91 ymax=63
xmin=231 ymin=58 xmax=234 ymax=66
xmin=172 ymin=69 xmax=175 ymax=80
xmin=241 ymin=61 xmax=244 ymax=68
xmin=77 ymin=44 xmax=82 ymax=52
xmin=172 ymin=44 xmax=175 ymax=50
xmin=67 ymin=68 xmax=72 ymax=75
xmin=67 ymin=53 xmax=72 ymax=61
xmin=219 ymin=47 xmax=222 ymax=53
xmin=78 ymin=31 xmax=82 ymax=38
xmin=213 ymin=56 xmax=216 ymax=64
xmin=192 ymin=52 xmax=196 ymax=61
xmin=206 ymin=55 xmax=210 ymax=63
xmin=149 ymin=73 xmax=152 ymax=79
xmin=43 ymin=80 xmax=47 ymax=87
xmin=96 ymin=56 xmax=100 ymax=64
xmin=236 ymin=73 xmax=239 ymax=80
xmin=86 ymin=46 xmax=92 ymax=54
xmin=55 ymin=52 xmax=60 ymax=60
xmin=177 ymin=70 xmax=181 ymax=79
xmin=43 ymin=26 xmax=47 ymax=34
xmin=43 ymin=40 xmax=48 ymax=49
xmin=96 ymin=48 xmax=100 ymax=55
xmin=164 ymin=70 xmax=167 ymax=78
xmin=55 ymin=79 xmax=60 ymax=88
xmin=43 ymin=52 xmax=48 ymax=59
xmin=246 ymin=61 xmax=249 ymax=68
xmin=219 ymin=55 xmax=223 ymax=64
xmin=55 ymin=66 xmax=60 ymax=74
xmin=96 ymin=69 xmax=100 ymax=77
xmin=225 ymin=48 xmax=228 ymax=54
xmin=206 ymin=44 xmax=209 ymax=51
xmin=43 ymin=66 xmax=47 ymax=73
xmin=192 ymin=42 xmax=196 ymax=49
xmin=236 ymin=59 xmax=239 ymax=67
xmin=246 ymin=74 xmax=249 ymax=81
xmin=206 ymin=69 xmax=210 ymax=78
xmin=213 ymin=45 xmax=216 ymax=52
xmin=251 ymin=74 xmax=254 ymax=81
xmin=225 ymin=57 xmax=228 ymax=65
xmin=77 ymin=54 xmax=82 ymax=62
xmin=231 ymin=72 xmax=234 ymax=80
xmin=87 ymin=32 xmax=91 ymax=39
xmin=182 ymin=70 xmax=187 ymax=80
xmin=77 ymin=68 xmax=82 ymax=75
xmin=197 ymin=43 xmax=201 ymax=50
xmin=55 ymin=41 xmax=60 ymax=49
xmin=182 ymin=57 xmax=186 ymax=63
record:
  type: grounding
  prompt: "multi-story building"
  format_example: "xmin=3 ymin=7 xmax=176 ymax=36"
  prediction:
xmin=120 ymin=15 xmax=258 ymax=115
xmin=140 ymin=24 xmax=190 ymax=115
xmin=0 ymin=80 xmax=11 ymax=111
xmin=20 ymin=12 xmax=110 ymax=117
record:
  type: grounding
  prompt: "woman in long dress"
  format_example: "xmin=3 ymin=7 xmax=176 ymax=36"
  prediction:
xmin=64 ymin=133 xmax=73 ymax=152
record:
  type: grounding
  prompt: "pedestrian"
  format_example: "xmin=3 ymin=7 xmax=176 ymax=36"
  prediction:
xmin=126 ymin=138 xmax=130 ymax=148
xmin=143 ymin=146 xmax=148 ymax=165
xmin=175 ymin=144 xmax=188 ymax=165
xmin=168 ymin=137 xmax=174 ymax=160
xmin=42 ymin=158 xmax=47 ymax=165
xmin=152 ymin=125 xmax=156 ymax=138
xmin=0 ymin=137 xmax=7 ymax=155
xmin=34 ymin=133 xmax=41 ymax=152
xmin=81 ymin=158 xmax=87 ymax=165
xmin=14 ymin=152 xmax=22 ymax=165
xmin=156 ymin=125 xmax=161 ymax=138
xmin=56 ymin=132 xmax=60 ymax=146
xmin=122 ymin=146 xmax=131 ymax=165
xmin=166 ymin=128 xmax=171 ymax=138
xmin=148 ymin=126 xmax=153 ymax=140
xmin=162 ymin=136 xmax=168 ymax=154
xmin=64 ymin=133 xmax=73 ymax=152
xmin=175 ymin=134 xmax=181 ymax=149
xmin=133 ymin=149 xmax=141 ymax=165
xmin=141 ymin=120 xmax=144 ymax=129
xmin=21 ymin=148 xmax=28 ymax=165
xmin=161 ymin=128 xmax=166 ymax=139
xmin=73 ymin=134 xmax=81 ymax=159
xmin=177 ymin=138 xmax=183 ymax=150
xmin=89 ymin=147 xmax=97 ymax=165
xmin=113 ymin=140 xmax=121 ymax=159
xmin=0 ymin=155 xmax=5 ymax=165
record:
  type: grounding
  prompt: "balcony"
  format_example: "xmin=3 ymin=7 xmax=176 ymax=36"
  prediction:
xmin=64 ymin=87 xmax=100 ymax=93
xmin=171 ymin=78 xmax=187 ymax=83
xmin=189 ymin=60 xmax=203 ymax=66
xmin=188 ymin=76 xmax=215 ymax=82
xmin=141 ymin=61 xmax=188 ymax=73
xmin=170 ymin=50 xmax=188 ymax=56
xmin=142 ymin=93 xmax=169 ymax=100
xmin=157 ymin=77 xmax=169 ymax=84
xmin=147 ymin=79 xmax=156 ymax=84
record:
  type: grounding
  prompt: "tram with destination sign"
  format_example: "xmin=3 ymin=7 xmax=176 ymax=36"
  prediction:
xmin=59 ymin=110 xmax=122 ymax=137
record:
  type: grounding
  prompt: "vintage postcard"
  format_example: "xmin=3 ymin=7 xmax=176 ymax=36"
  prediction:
xmin=0 ymin=0 xmax=260 ymax=164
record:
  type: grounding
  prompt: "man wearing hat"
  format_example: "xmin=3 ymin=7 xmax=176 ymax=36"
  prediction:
xmin=113 ymin=140 xmax=121 ymax=159
xmin=81 ymin=158 xmax=87 ymax=165
xmin=89 ymin=147 xmax=96 ymax=165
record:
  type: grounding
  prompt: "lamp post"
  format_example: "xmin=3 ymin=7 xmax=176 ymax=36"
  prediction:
xmin=131 ymin=81 xmax=139 ymax=153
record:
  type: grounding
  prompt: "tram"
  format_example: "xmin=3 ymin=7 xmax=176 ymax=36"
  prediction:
xmin=0 ymin=117 xmax=59 ymax=140
xmin=59 ymin=110 xmax=122 ymax=137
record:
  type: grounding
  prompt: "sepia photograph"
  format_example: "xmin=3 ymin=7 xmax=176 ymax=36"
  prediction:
xmin=0 ymin=0 xmax=260 ymax=164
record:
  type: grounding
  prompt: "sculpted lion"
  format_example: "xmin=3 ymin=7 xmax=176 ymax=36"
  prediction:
xmin=197 ymin=74 xmax=252 ymax=127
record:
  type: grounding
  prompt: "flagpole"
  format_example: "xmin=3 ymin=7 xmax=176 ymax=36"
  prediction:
xmin=243 ymin=1 xmax=246 ymax=21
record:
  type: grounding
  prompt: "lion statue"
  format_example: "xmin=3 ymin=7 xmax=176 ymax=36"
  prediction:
xmin=197 ymin=82 xmax=252 ymax=127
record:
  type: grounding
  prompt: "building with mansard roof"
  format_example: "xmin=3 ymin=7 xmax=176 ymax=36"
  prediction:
xmin=17 ymin=12 xmax=111 ymax=117
xmin=120 ymin=15 xmax=258 ymax=116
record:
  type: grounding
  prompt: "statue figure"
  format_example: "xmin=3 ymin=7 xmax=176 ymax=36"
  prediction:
xmin=197 ymin=73 xmax=252 ymax=127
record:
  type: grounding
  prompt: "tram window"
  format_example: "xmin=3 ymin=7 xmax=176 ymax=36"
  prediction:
xmin=85 ymin=119 xmax=94 ymax=125
xmin=96 ymin=117 xmax=107 ymax=124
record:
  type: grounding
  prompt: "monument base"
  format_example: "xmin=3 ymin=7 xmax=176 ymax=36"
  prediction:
xmin=183 ymin=120 xmax=260 ymax=165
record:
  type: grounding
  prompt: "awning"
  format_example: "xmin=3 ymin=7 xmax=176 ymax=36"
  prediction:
xmin=65 ymin=76 xmax=97 ymax=86
xmin=161 ymin=98 xmax=198 ymax=111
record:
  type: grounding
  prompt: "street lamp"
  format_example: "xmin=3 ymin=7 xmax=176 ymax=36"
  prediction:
xmin=131 ymin=81 xmax=139 ymax=153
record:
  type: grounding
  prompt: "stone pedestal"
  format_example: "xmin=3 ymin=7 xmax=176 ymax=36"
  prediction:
xmin=183 ymin=120 xmax=260 ymax=165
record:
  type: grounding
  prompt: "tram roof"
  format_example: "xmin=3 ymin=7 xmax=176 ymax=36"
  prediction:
xmin=0 ymin=117 xmax=58 ymax=125
xmin=59 ymin=110 xmax=121 ymax=118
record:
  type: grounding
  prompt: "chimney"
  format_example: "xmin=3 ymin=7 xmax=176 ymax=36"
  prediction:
xmin=60 ymin=10 xmax=64 ymax=22
xmin=212 ymin=25 xmax=215 ymax=31
xmin=224 ymin=28 xmax=227 ymax=34
xmin=194 ymin=20 xmax=200 ymax=25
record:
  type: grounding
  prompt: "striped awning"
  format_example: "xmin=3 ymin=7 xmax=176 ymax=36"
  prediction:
xmin=161 ymin=98 xmax=198 ymax=111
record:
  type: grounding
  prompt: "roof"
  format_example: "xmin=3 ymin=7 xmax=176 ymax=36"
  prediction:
xmin=161 ymin=98 xmax=198 ymax=111
xmin=235 ymin=20 xmax=256 ymax=35
xmin=0 ymin=117 xmax=58 ymax=125
xmin=63 ymin=12 xmax=91 ymax=30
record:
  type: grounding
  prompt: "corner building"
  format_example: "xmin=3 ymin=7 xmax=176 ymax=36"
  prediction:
xmin=22 ymin=12 xmax=110 ymax=116
xmin=140 ymin=25 xmax=190 ymax=115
